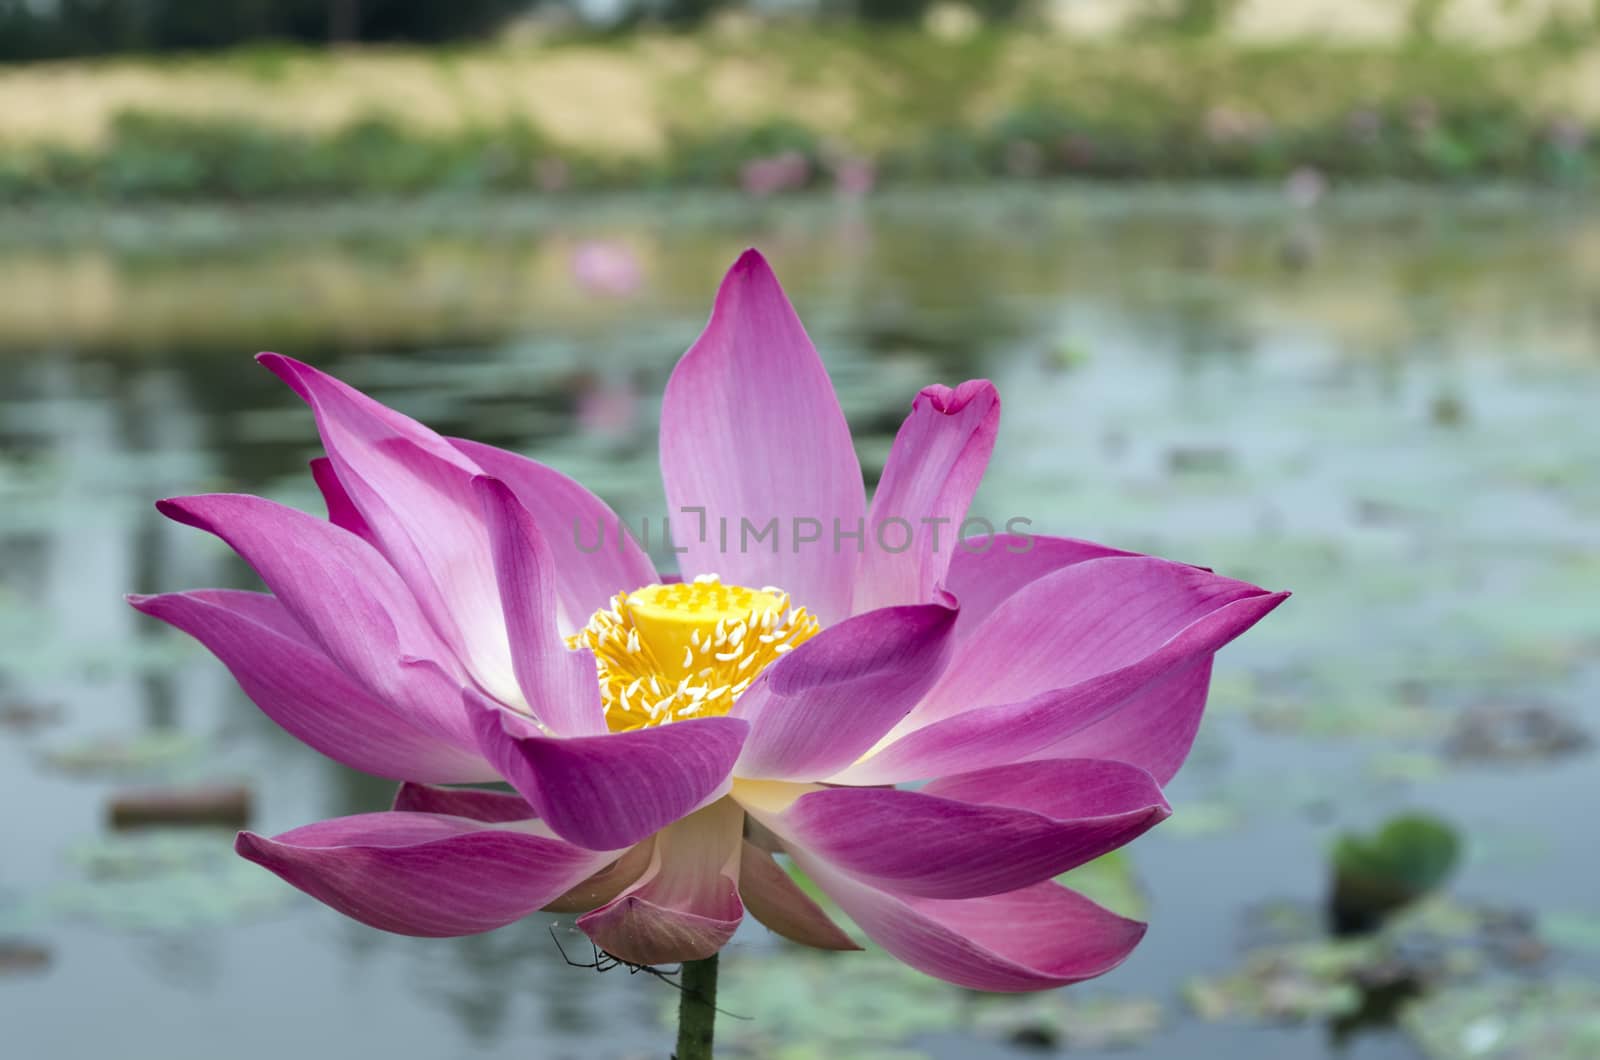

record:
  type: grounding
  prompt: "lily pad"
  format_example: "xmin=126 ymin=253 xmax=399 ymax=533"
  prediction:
xmin=1444 ymin=704 xmax=1591 ymax=763
xmin=47 ymin=857 xmax=294 ymax=931
xmin=1330 ymin=813 xmax=1461 ymax=934
xmin=1538 ymin=911 xmax=1600 ymax=954
xmin=970 ymin=993 xmax=1165 ymax=1051
xmin=1402 ymin=980 xmax=1600 ymax=1060
xmin=42 ymin=731 xmax=208 ymax=778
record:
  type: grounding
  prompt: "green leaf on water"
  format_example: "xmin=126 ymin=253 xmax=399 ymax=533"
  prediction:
xmin=1331 ymin=813 xmax=1461 ymax=931
xmin=1402 ymin=980 xmax=1600 ymax=1060
xmin=1335 ymin=814 xmax=1461 ymax=893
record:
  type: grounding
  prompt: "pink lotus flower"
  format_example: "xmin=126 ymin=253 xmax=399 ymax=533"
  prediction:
xmin=570 ymin=240 xmax=644 ymax=299
xmin=740 ymin=151 xmax=810 ymax=197
xmin=130 ymin=250 xmax=1285 ymax=991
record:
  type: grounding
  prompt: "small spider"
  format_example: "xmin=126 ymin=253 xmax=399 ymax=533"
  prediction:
xmin=549 ymin=926 xmax=684 ymax=986
xmin=547 ymin=927 xmax=749 ymax=1025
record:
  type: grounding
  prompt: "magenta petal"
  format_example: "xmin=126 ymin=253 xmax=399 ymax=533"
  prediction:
xmin=309 ymin=456 xmax=374 ymax=544
xmin=391 ymin=782 xmax=536 ymax=822
xmin=543 ymin=840 xmax=657 ymax=915
xmin=467 ymin=692 xmax=748 ymax=851
xmin=837 ymin=589 xmax=1286 ymax=784
xmin=854 ymin=381 xmax=1000 ymax=613
xmin=257 ymin=353 xmax=520 ymax=703
xmin=757 ymin=759 xmax=1166 ymax=899
xmin=658 ymin=250 xmax=864 ymax=624
xmin=451 ymin=438 xmax=657 ymax=626
xmin=795 ymin=856 xmax=1146 ymax=992
xmin=578 ymin=799 xmax=744 ymax=966
xmin=943 ymin=533 xmax=1136 ymax=641
xmin=738 ymin=842 xmax=859 ymax=951
xmin=474 ymin=476 xmax=607 ymax=737
xmin=913 ymin=556 xmax=1278 ymax=727
xmin=130 ymin=591 xmax=491 ymax=783
xmin=236 ymin=812 xmax=616 ymax=937
xmin=1053 ymin=657 xmax=1214 ymax=785
xmin=733 ymin=602 xmax=956 ymax=781
xmin=153 ymin=494 xmax=477 ymax=751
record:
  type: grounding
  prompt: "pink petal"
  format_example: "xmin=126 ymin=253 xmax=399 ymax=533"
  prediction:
xmin=543 ymin=839 xmax=658 ymax=914
xmin=836 ymin=588 xmax=1286 ymax=784
xmin=738 ymin=842 xmax=859 ymax=951
xmin=257 ymin=354 xmax=519 ymax=703
xmin=853 ymin=381 xmax=1000 ymax=613
xmin=473 ymin=476 xmax=608 ymax=737
xmin=733 ymin=601 xmax=956 ymax=781
xmin=467 ymin=691 xmax=747 ymax=851
xmin=309 ymin=456 xmax=374 ymax=544
xmin=578 ymin=798 xmax=744 ymax=965
xmin=1053 ymin=657 xmax=1214 ymax=785
xmin=658 ymin=250 xmax=864 ymax=623
xmin=236 ymin=812 xmax=617 ymax=937
xmin=753 ymin=759 xmax=1166 ymax=899
xmin=130 ymin=591 xmax=491 ymax=783
xmin=795 ymin=855 xmax=1146 ymax=992
xmin=942 ymin=533 xmax=1135 ymax=641
xmin=391 ymin=782 xmax=536 ymax=822
xmin=451 ymin=438 xmax=657 ymax=627
xmin=906 ymin=556 xmax=1281 ymax=729
xmin=154 ymin=494 xmax=476 ymax=751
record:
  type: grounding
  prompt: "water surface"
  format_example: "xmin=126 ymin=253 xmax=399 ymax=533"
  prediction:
xmin=2 ymin=187 xmax=1597 ymax=1059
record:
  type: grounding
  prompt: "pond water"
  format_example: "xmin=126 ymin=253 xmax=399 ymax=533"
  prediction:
xmin=1 ymin=187 xmax=1597 ymax=1059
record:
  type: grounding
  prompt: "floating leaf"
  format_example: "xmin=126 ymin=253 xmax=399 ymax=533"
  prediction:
xmin=1331 ymin=813 xmax=1461 ymax=934
xmin=1402 ymin=980 xmax=1600 ymax=1060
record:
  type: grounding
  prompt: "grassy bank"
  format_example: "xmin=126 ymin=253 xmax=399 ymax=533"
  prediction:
xmin=0 ymin=31 xmax=1597 ymax=201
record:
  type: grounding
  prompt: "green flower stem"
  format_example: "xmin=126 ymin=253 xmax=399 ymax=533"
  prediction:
xmin=675 ymin=953 xmax=719 ymax=1059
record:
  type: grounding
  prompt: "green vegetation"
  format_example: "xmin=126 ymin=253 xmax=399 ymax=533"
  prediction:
xmin=1330 ymin=814 xmax=1463 ymax=934
xmin=0 ymin=32 xmax=1595 ymax=202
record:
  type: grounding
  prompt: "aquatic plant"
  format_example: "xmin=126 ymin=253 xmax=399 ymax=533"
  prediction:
xmin=129 ymin=249 xmax=1285 ymax=1053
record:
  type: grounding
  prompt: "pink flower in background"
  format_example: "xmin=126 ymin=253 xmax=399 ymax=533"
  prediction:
xmin=575 ymin=373 xmax=639 ymax=440
xmin=831 ymin=156 xmax=877 ymax=198
xmin=1285 ymin=166 xmax=1327 ymax=209
xmin=130 ymin=250 xmax=1285 ymax=990
xmin=740 ymin=151 xmax=810 ymax=197
xmin=570 ymin=240 xmax=644 ymax=298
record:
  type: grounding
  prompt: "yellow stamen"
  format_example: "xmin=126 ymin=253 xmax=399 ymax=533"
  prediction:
xmin=568 ymin=573 xmax=820 ymax=732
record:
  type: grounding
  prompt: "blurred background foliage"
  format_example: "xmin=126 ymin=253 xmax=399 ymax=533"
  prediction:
xmin=0 ymin=0 xmax=1598 ymax=199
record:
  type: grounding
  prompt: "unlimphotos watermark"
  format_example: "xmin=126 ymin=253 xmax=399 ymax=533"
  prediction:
xmin=574 ymin=507 xmax=1035 ymax=556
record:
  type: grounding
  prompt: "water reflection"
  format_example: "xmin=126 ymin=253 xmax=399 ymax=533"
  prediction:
xmin=1 ymin=188 xmax=1597 ymax=1060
